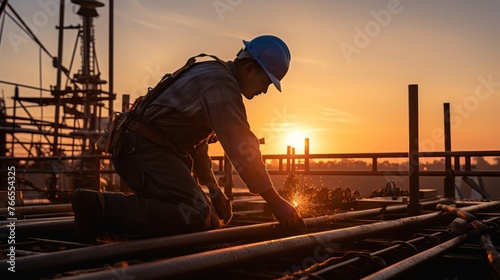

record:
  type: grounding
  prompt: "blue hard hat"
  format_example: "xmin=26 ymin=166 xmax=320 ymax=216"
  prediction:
xmin=238 ymin=35 xmax=291 ymax=92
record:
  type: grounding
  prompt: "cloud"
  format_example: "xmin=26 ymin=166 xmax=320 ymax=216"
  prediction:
xmin=311 ymin=106 xmax=361 ymax=123
xmin=259 ymin=122 xmax=297 ymax=132
xmin=118 ymin=2 xmax=245 ymax=41
xmin=117 ymin=13 xmax=163 ymax=31
xmin=117 ymin=1 xmax=274 ymax=54
xmin=127 ymin=0 xmax=142 ymax=8
xmin=293 ymin=56 xmax=328 ymax=68
xmin=153 ymin=12 xmax=244 ymax=40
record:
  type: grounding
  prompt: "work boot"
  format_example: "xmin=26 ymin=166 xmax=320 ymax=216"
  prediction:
xmin=71 ymin=188 xmax=104 ymax=244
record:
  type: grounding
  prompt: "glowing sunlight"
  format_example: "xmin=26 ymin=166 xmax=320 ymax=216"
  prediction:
xmin=286 ymin=130 xmax=308 ymax=153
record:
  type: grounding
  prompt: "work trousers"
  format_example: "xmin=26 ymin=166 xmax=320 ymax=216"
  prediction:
xmin=104 ymin=130 xmax=221 ymax=237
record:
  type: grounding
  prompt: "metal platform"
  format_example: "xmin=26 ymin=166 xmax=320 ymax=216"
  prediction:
xmin=1 ymin=196 xmax=499 ymax=279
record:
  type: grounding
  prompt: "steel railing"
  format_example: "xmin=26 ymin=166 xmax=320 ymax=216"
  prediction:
xmin=2 ymin=150 xmax=500 ymax=201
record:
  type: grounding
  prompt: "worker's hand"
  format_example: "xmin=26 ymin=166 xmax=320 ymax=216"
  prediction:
xmin=270 ymin=197 xmax=306 ymax=235
xmin=260 ymin=189 xmax=306 ymax=235
xmin=209 ymin=188 xmax=233 ymax=224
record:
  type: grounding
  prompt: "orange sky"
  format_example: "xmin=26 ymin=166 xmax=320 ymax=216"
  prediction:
xmin=1 ymin=0 xmax=499 ymax=157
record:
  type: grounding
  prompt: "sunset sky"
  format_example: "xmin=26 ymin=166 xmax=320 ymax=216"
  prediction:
xmin=1 ymin=0 xmax=499 ymax=157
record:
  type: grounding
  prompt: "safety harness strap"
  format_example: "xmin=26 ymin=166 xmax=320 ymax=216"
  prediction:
xmin=126 ymin=119 xmax=174 ymax=148
xmin=124 ymin=53 xmax=225 ymax=149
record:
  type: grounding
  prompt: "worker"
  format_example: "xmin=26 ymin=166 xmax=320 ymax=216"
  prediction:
xmin=72 ymin=35 xmax=305 ymax=243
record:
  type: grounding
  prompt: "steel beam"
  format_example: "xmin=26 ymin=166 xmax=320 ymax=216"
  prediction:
xmin=57 ymin=201 xmax=500 ymax=280
xmin=408 ymin=84 xmax=422 ymax=215
xmin=360 ymin=229 xmax=477 ymax=280
xmin=0 ymin=200 xmax=441 ymax=274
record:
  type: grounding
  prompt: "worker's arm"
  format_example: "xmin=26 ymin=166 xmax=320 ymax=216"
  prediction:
xmin=260 ymin=188 xmax=306 ymax=234
xmin=200 ymin=81 xmax=304 ymax=234
xmin=191 ymin=140 xmax=233 ymax=224
xmin=190 ymin=140 xmax=217 ymax=187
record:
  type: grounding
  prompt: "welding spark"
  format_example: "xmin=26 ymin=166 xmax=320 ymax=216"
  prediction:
xmin=279 ymin=173 xmax=360 ymax=218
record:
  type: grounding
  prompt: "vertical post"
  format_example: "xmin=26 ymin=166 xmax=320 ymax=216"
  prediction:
xmin=454 ymin=156 xmax=461 ymax=171
xmin=0 ymin=0 xmax=9 ymax=16
xmin=52 ymin=0 xmax=65 ymax=156
xmin=108 ymin=0 xmax=114 ymax=115
xmin=291 ymin=147 xmax=296 ymax=172
xmin=0 ymin=96 xmax=5 ymax=187
xmin=122 ymin=94 xmax=130 ymax=110
xmin=0 ymin=0 xmax=8 ymax=178
xmin=223 ymin=154 xmax=233 ymax=200
xmin=465 ymin=157 xmax=471 ymax=171
xmin=52 ymin=90 xmax=60 ymax=155
xmin=408 ymin=84 xmax=422 ymax=215
xmin=286 ymin=145 xmax=291 ymax=172
xmin=443 ymin=103 xmax=454 ymax=197
xmin=304 ymin=138 xmax=310 ymax=173
xmin=55 ymin=0 xmax=64 ymax=91
xmin=119 ymin=95 xmax=131 ymax=193
xmin=0 ymin=99 xmax=6 ymax=157
xmin=12 ymin=87 xmax=18 ymax=157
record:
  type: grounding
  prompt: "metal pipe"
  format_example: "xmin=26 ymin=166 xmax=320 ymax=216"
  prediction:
xmin=307 ymin=198 xmax=446 ymax=225
xmin=443 ymin=103 xmax=454 ymax=197
xmin=55 ymin=0 xmax=65 ymax=92
xmin=108 ymin=0 xmax=114 ymax=116
xmin=0 ymin=204 xmax=72 ymax=216
xmin=360 ymin=229 xmax=477 ymax=280
xmin=436 ymin=203 xmax=491 ymax=233
xmin=480 ymin=234 xmax=500 ymax=279
xmin=313 ymin=215 xmax=500 ymax=280
xmin=59 ymin=201 xmax=500 ymax=280
xmin=0 ymin=199 xmax=472 ymax=274
xmin=408 ymin=84 xmax=421 ymax=215
xmin=12 ymin=86 xmax=18 ymax=156
xmin=51 ymin=0 xmax=65 ymax=157
xmin=0 ymin=0 xmax=9 ymax=17
xmin=0 ymin=216 xmax=72 ymax=226
xmin=29 ymin=237 xmax=91 ymax=248
xmin=67 ymin=218 xmax=445 ymax=279
xmin=462 ymin=176 xmax=491 ymax=199
xmin=1 ymin=220 xmax=280 ymax=274
xmin=0 ymin=201 xmax=439 ymax=274
xmin=304 ymin=229 xmax=446 ymax=279
xmin=0 ymin=218 xmax=74 ymax=234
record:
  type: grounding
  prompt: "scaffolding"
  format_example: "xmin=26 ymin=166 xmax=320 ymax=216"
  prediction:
xmin=0 ymin=0 xmax=115 ymax=202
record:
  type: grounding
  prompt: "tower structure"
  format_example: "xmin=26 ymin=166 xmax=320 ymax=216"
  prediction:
xmin=0 ymin=0 xmax=115 ymax=200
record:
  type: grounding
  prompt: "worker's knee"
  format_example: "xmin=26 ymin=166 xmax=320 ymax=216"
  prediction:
xmin=125 ymin=170 xmax=146 ymax=195
xmin=176 ymin=201 xmax=215 ymax=229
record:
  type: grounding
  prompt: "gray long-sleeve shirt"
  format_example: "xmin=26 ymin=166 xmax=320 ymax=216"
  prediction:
xmin=143 ymin=60 xmax=273 ymax=194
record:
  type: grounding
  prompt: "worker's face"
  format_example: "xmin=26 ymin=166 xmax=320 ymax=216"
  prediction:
xmin=239 ymin=62 xmax=272 ymax=100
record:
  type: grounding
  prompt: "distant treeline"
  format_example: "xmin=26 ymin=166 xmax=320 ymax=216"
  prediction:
xmin=213 ymin=157 xmax=500 ymax=172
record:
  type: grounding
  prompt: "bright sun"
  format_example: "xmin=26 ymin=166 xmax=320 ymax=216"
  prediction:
xmin=286 ymin=131 xmax=307 ymax=152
